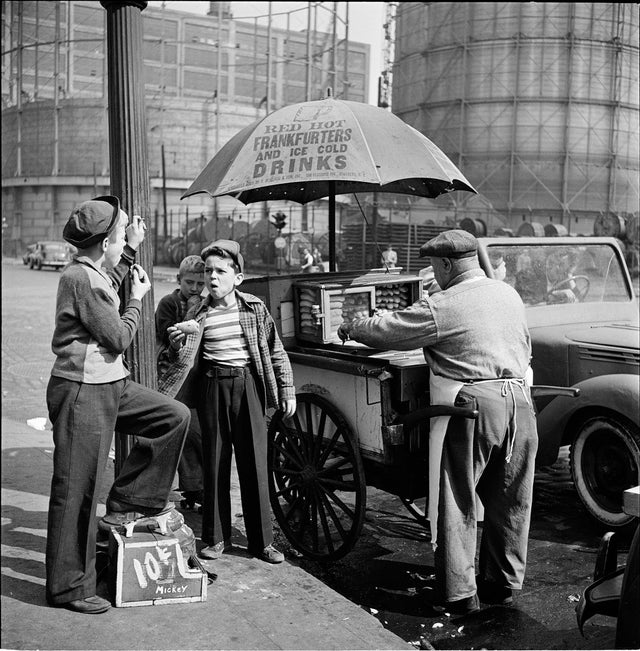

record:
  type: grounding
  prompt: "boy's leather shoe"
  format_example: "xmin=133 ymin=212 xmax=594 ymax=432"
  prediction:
xmin=441 ymin=593 xmax=481 ymax=616
xmin=199 ymin=541 xmax=232 ymax=560
xmin=251 ymin=544 xmax=284 ymax=564
xmin=477 ymin=577 xmax=514 ymax=605
xmin=62 ymin=596 xmax=111 ymax=614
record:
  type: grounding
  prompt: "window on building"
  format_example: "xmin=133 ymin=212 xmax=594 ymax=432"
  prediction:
xmin=143 ymin=40 xmax=178 ymax=65
xmin=143 ymin=15 xmax=178 ymax=41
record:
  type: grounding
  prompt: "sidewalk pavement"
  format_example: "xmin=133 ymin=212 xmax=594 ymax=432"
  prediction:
xmin=1 ymin=338 xmax=410 ymax=649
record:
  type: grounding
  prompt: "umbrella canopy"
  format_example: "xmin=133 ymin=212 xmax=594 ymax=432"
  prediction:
xmin=182 ymin=97 xmax=476 ymax=204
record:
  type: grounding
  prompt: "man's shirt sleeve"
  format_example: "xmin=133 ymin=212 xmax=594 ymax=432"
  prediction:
xmin=348 ymin=298 xmax=438 ymax=351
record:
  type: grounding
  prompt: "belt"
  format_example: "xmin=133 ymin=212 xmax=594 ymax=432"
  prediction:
xmin=202 ymin=362 xmax=250 ymax=379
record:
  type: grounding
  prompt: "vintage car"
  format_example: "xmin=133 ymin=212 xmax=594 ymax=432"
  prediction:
xmin=22 ymin=243 xmax=36 ymax=265
xmin=477 ymin=236 xmax=639 ymax=529
xmin=27 ymin=240 xmax=75 ymax=270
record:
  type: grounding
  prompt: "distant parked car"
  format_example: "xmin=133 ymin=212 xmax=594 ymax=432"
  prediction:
xmin=28 ymin=241 xmax=76 ymax=270
xmin=22 ymin=243 xmax=37 ymax=265
xmin=477 ymin=236 xmax=639 ymax=529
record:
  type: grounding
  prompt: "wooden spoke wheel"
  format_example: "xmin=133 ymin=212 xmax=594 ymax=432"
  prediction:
xmin=399 ymin=494 xmax=429 ymax=527
xmin=268 ymin=393 xmax=366 ymax=561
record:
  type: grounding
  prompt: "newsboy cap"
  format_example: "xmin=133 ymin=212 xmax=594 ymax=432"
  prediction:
xmin=63 ymin=195 xmax=121 ymax=248
xmin=419 ymin=229 xmax=478 ymax=259
xmin=201 ymin=239 xmax=245 ymax=273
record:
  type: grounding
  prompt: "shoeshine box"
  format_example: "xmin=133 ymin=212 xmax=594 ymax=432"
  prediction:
xmin=109 ymin=529 xmax=207 ymax=607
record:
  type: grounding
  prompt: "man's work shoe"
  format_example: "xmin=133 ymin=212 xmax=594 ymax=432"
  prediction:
xmin=199 ymin=541 xmax=232 ymax=560
xmin=251 ymin=544 xmax=284 ymax=564
xmin=440 ymin=593 xmax=481 ymax=616
xmin=61 ymin=595 xmax=111 ymax=614
xmin=99 ymin=502 xmax=183 ymax=536
xmin=477 ymin=578 xmax=514 ymax=605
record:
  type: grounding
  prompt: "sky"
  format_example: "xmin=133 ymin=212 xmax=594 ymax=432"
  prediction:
xmin=146 ymin=1 xmax=386 ymax=105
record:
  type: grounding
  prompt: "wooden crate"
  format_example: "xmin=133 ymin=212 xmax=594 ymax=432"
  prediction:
xmin=109 ymin=528 xmax=207 ymax=607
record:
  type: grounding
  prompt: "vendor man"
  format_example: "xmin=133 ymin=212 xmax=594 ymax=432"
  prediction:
xmin=337 ymin=229 xmax=538 ymax=615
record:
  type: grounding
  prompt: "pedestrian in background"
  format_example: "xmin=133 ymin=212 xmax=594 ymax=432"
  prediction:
xmin=338 ymin=229 xmax=537 ymax=615
xmin=381 ymin=243 xmax=398 ymax=268
xmin=158 ymin=239 xmax=296 ymax=564
xmin=46 ymin=196 xmax=190 ymax=614
xmin=312 ymin=246 xmax=324 ymax=271
xmin=156 ymin=254 xmax=206 ymax=511
xmin=300 ymin=246 xmax=314 ymax=273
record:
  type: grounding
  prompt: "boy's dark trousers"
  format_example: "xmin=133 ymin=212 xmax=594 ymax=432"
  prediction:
xmin=178 ymin=411 xmax=203 ymax=494
xmin=45 ymin=376 xmax=190 ymax=605
xmin=197 ymin=364 xmax=272 ymax=551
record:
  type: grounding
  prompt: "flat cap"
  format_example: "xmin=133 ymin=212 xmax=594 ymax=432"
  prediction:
xmin=419 ymin=229 xmax=478 ymax=259
xmin=63 ymin=195 xmax=120 ymax=248
xmin=201 ymin=239 xmax=244 ymax=273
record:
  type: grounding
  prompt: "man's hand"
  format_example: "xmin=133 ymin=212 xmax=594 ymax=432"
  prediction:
xmin=130 ymin=264 xmax=152 ymax=301
xmin=166 ymin=325 xmax=186 ymax=350
xmin=280 ymin=397 xmax=297 ymax=419
xmin=126 ymin=214 xmax=146 ymax=250
xmin=337 ymin=323 xmax=351 ymax=343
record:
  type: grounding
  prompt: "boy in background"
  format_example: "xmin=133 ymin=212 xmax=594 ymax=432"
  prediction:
xmin=46 ymin=196 xmax=190 ymax=614
xmin=158 ymin=239 xmax=296 ymax=564
xmin=156 ymin=255 xmax=205 ymax=509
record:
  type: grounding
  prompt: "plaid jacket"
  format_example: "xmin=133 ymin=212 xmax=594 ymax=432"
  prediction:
xmin=157 ymin=290 xmax=295 ymax=411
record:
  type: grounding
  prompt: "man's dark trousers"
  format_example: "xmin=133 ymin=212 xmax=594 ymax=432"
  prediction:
xmin=45 ymin=377 xmax=190 ymax=605
xmin=435 ymin=380 xmax=538 ymax=602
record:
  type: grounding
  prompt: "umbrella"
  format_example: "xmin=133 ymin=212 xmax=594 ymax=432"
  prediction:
xmin=182 ymin=96 xmax=476 ymax=269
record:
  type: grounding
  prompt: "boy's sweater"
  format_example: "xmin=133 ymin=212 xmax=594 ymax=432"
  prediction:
xmin=155 ymin=289 xmax=186 ymax=348
xmin=50 ymin=245 xmax=140 ymax=384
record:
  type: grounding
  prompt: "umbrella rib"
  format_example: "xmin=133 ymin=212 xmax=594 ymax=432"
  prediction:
xmin=342 ymin=103 xmax=383 ymax=186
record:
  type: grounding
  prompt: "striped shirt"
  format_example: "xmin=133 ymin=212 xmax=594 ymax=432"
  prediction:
xmin=157 ymin=290 xmax=295 ymax=411
xmin=202 ymin=302 xmax=250 ymax=367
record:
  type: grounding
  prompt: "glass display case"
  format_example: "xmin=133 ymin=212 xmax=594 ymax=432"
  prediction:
xmin=294 ymin=274 xmax=422 ymax=344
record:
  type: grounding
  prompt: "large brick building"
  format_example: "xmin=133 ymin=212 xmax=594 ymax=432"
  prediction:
xmin=1 ymin=1 xmax=371 ymax=263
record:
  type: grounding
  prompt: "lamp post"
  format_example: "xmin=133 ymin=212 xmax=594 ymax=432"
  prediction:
xmin=100 ymin=0 xmax=155 ymax=473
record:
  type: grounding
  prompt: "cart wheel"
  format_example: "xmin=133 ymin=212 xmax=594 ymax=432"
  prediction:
xmin=400 ymin=495 xmax=429 ymax=527
xmin=268 ymin=392 xmax=366 ymax=561
xmin=398 ymin=421 xmax=430 ymax=528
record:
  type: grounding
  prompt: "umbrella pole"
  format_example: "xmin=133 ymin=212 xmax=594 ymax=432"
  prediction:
xmin=329 ymin=181 xmax=336 ymax=271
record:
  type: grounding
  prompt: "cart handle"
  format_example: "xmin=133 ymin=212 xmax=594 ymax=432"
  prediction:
xmin=398 ymin=405 xmax=479 ymax=429
xmin=530 ymin=385 xmax=580 ymax=399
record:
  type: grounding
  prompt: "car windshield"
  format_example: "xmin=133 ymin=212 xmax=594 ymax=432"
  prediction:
xmin=485 ymin=242 xmax=632 ymax=305
xmin=44 ymin=243 xmax=67 ymax=252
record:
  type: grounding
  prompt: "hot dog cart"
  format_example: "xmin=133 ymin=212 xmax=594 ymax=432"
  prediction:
xmin=242 ymin=268 xmax=477 ymax=561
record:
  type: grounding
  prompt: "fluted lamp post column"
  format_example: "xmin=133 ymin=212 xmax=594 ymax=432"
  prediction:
xmin=100 ymin=0 xmax=156 ymax=474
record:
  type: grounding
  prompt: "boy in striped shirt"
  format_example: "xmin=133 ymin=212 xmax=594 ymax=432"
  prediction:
xmin=161 ymin=240 xmax=296 ymax=564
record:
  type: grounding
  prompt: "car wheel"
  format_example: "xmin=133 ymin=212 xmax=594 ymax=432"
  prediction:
xmin=570 ymin=417 xmax=640 ymax=529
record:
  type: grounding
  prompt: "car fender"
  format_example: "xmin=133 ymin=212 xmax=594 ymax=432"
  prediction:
xmin=535 ymin=374 xmax=639 ymax=466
